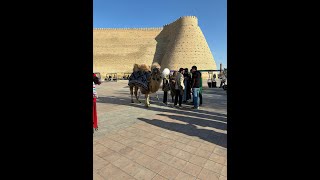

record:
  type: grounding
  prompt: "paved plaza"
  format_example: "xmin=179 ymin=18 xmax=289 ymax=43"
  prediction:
xmin=93 ymin=80 xmax=227 ymax=180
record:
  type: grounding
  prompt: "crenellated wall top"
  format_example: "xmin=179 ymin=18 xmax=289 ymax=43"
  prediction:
xmin=94 ymin=16 xmax=198 ymax=30
xmin=93 ymin=27 xmax=163 ymax=30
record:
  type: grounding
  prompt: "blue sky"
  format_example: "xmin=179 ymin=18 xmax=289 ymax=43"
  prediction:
xmin=93 ymin=0 xmax=227 ymax=68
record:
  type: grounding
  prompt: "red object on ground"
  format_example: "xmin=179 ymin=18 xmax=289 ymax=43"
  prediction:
xmin=93 ymin=97 xmax=98 ymax=129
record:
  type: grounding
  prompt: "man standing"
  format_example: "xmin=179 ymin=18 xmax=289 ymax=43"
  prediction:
xmin=199 ymin=75 xmax=203 ymax=106
xmin=182 ymin=69 xmax=188 ymax=103
xmin=191 ymin=66 xmax=201 ymax=110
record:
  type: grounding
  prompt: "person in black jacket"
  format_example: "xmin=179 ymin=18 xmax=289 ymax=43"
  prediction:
xmin=183 ymin=68 xmax=192 ymax=103
xmin=191 ymin=66 xmax=201 ymax=110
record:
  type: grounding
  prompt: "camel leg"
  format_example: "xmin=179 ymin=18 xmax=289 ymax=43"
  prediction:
xmin=145 ymin=93 xmax=150 ymax=107
xmin=130 ymin=86 xmax=134 ymax=103
xmin=134 ymin=86 xmax=141 ymax=103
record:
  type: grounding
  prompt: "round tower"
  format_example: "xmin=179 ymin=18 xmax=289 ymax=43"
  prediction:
xmin=160 ymin=16 xmax=217 ymax=73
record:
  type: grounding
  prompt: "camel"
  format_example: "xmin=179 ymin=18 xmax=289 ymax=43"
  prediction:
xmin=128 ymin=62 xmax=162 ymax=107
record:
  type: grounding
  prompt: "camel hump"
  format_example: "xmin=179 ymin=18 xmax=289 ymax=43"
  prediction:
xmin=133 ymin=64 xmax=140 ymax=72
xmin=139 ymin=64 xmax=150 ymax=72
xmin=133 ymin=63 xmax=151 ymax=72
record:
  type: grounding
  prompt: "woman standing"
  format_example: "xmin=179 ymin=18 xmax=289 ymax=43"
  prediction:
xmin=162 ymin=68 xmax=170 ymax=105
xmin=174 ymin=68 xmax=185 ymax=107
xmin=169 ymin=71 xmax=177 ymax=103
xmin=93 ymin=73 xmax=99 ymax=131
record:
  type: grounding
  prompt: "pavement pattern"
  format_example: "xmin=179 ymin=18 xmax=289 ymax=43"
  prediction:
xmin=93 ymin=80 xmax=227 ymax=180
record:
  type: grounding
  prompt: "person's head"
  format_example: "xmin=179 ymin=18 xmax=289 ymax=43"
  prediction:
xmin=185 ymin=68 xmax=188 ymax=74
xmin=179 ymin=68 xmax=184 ymax=74
xmin=162 ymin=68 xmax=170 ymax=79
xmin=172 ymin=71 xmax=178 ymax=77
xmin=191 ymin=66 xmax=197 ymax=72
xmin=93 ymin=73 xmax=100 ymax=84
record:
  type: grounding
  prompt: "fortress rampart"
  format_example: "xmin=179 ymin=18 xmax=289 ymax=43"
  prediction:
xmin=94 ymin=16 xmax=217 ymax=79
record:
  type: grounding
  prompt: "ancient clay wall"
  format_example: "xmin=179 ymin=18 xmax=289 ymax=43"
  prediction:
xmin=93 ymin=16 xmax=217 ymax=80
xmin=93 ymin=28 xmax=162 ymax=79
xmin=154 ymin=16 xmax=217 ymax=73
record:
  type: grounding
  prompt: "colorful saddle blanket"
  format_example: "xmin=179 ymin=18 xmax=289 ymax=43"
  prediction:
xmin=128 ymin=71 xmax=151 ymax=93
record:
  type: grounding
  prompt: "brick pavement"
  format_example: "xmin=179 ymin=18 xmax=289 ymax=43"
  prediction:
xmin=94 ymin=80 xmax=227 ymax=180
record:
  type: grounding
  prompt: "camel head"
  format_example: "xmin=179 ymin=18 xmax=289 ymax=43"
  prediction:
xmin=149 ymin=62 xmax=162 ymax=93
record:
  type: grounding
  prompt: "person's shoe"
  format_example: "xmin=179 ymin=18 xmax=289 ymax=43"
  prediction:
xmin=191 ymin=107 xmax=199 ymax=110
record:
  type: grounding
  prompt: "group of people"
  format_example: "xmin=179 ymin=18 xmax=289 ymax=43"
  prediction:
xmin=208 ymin=72 xmax=226 ymax=88
xmin=105 ymin=75 xmax=118 ymax=81
xmin=162 ymin=65 xmax=202 ymax=110
xmin=93 ymin=65 xmax=204 ymax=131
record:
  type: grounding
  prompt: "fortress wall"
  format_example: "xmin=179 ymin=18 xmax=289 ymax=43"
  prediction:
xmin=93 ymin=16 xmax=218 ymax=80
xmin=93 ymin=28 xmax=162 ymax=79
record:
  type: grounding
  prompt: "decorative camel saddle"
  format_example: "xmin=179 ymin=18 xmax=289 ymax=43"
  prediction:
xmin=128 ymin=70 xmax=151 ymax=94
xmin=128 ymin=63 xmax=162 ymax=107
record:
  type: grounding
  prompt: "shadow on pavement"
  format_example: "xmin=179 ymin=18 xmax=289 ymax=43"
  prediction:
xmin=97 ymin=96 xmax=227 ymax=121
xmin=138 ymin=117 xmax=227 ymax=148
xmin=156 ymin=113 xmax=227 ymax=130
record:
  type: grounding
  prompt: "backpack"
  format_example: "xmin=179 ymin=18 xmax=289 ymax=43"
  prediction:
xmin=162 ymin=79 xmax=170 ymax=92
